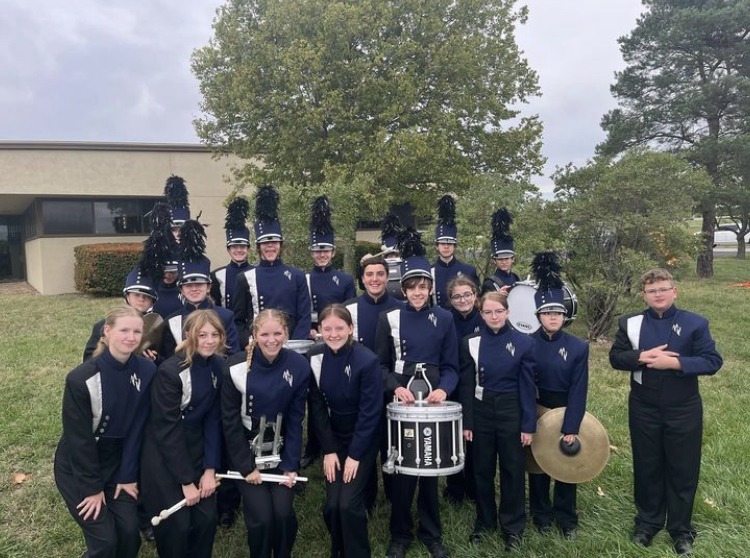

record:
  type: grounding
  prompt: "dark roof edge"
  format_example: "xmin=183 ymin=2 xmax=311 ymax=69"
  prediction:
xmin=0 ymin=141 xmax=227 ymax=153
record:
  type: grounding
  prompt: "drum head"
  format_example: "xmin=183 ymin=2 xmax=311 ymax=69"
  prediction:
xmin=507 ymin=282 xmax=540 ymax=334
xmin=283 ymin=340 xmax=317 ymax=354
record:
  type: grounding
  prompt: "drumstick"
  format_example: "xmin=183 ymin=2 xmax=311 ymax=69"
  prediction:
xmin=216 ymin=471 xmax=309 ymax=483
xmin=151 ymin=479 xmax=223 ymax=526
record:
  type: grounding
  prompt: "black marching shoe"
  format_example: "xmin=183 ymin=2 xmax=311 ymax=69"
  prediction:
xmin=141 ymin=526 xmax=155 ymax=541
xmin=673 ymin=538 xmax=694 ymax=556
xmin=633 ymin=531 xmax=654 ymax=547
xmin=218 ymin=511 xmax=235 ymax=529
xmin=385 ymin=541 xmax=407 ymax=558
xmin=535 ymin=523 xmax=554 ymax=535
xmin=561 ymin=527 xmax=577 ymax=540
xmin=428 ymin=541 xmax=450 ymax=558
xmin=469 ymin=531 xmax=484 ymax=544
xmin=504 ymin=533 xmax=522 ymax=551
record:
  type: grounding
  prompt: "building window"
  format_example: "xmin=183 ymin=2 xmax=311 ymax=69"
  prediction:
xmin=37 ymin=198 xmax=160 ymax=237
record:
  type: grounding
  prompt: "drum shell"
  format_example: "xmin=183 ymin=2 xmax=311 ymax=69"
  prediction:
xmin=385 ymin=401 xmax=464 ymax=477
xmin=283 ymin=340 xmax=320 ymax=355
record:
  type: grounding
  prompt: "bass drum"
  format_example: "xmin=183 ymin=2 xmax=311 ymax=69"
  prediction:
xmin=386 ymin=257 xmax=405 ymax=301
xmin=506 ymin=280 xmax=578 ymax=335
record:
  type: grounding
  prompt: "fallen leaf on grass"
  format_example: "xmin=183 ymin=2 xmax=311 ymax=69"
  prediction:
xmin=704 ymin=498 xmax=717 ymax=509
xmin=597 ymin=486 xmax=606 ymax=497
xmin=13 ymin=472 xmax=30 ymax=485
xmin=609 ymin=445 xmax=618 ymax=453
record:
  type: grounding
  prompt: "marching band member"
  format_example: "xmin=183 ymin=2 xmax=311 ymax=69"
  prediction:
xmin=308 ymin=304 xmax=383 ymax=558
xmin=442 ymin=276 xmax=483 ymax=505
xmin=609 ymin=269 xmax=722 ymax=556
xmin=161 ymin=219 xmax=240 ymax=360
xmin=222 ymin=309 xmax=311 ymax=558
xmin=344 ymin=255 xmax=404 ymax=509
xmin=55 ymin=306 xmax=156 ymax=558
xmin=301 ymin=196 xmax=356 ymax=468
xmin=211 ymin=197 xmax=253 ymax=309
xmin=150 ymin=198 xmax=186 ymax=320
xmin=431 ymin=195 xmax=479 ymax=309
xmin=527 ymin=253 xmax=588 ymax=539
xmin=140 ymin=310 xmax=226 ymax=557
xmin=376 ymin=228 xmax=458 ymax=558
xmin=233 ymin=186 xmax=312 ymax=345
xmin=459 ymin=291 xmax=536 ymax=551
xmin=480 ymin=208 xmax=519 ymax=295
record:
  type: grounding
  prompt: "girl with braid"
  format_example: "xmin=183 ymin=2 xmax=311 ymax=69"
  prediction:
xmin=222 ymin=309 xmax=311 ymax=558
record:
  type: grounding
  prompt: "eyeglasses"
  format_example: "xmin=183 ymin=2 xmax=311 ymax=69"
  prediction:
xmin=481 ymin=309 xmax=508 ymax=317
xmin=450 ymin=292 xmax=475 ymax=301
xmin=643 ymin=287 xmax=674 ymax=295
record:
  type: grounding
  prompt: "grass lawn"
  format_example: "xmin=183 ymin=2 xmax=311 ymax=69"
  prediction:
xmin=1 ymin=258 xmax=749 ymax=557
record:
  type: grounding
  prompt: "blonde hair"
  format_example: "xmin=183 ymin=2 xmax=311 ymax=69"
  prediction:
xmin=176 ymin=309 xmax=227 ymax=366
xmin=246 ymin=309 xmax=289 ymax=370
xmin=93 ymin=306 xmax=143 ymax=358
xmin=641 ymin=268 xmax=675 ymax=288
xmin=480 ymin=291 xmax=509 ymax=310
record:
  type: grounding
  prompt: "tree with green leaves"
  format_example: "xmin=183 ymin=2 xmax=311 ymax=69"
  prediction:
xmin=598 ymin=0 xmax=750 ymax=278
xmin=552 ymin=150 xmax=710 ymax=339
xmin=192 ymin=0 xmax=544 ymax=258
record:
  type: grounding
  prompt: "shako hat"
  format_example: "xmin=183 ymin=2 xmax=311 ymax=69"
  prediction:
xmin=435 ymin=195 xmax=458 ymax=244
xmin=225 ymin=197 xmax=251 ymax=246
xmin=310 ymin=195 xmax=335 ymax=250
xmin=254 ymin=185 xmax=283 ymax=243
xmin=490 ymin=208 xmax=515 ymax=258
xmin=531 ymin=252 xmax=567 ymax=314
xmin=164 ymin=175 xmax=190 ymax=227
xmin=380 ymin=214 xmax=403 ymax=255
xmin=397 ymin=227 xmax=432 ymax=283
xmin=178 ymin=220 xmax=211 ymax=285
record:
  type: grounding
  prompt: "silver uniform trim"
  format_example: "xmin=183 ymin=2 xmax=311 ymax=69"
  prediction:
xmin=245 ymin=268 xmax=260 ymax=316
xmin=85 ymin=372 xmax=103 ymax=435
xmin=216 ymin=268 xmax=227 ymax=305
xmin=347 ymin=302 xmax=359 ymax=341
xmin=179 ymin=368 xmax=192 ymax=411
xmin=387 ymin=309 xmax=405 ymax=374
xmin=430 ymin=266 xmax=437 ymax=306
xmin=168 ymin=315 xmax=183 ymax=344
xmin=468 ymin=336 xmax=483 ymax=401
xmin=310 ymin=354 xmax=323 ymax=387
xmin=229 ymin=361 xmax=254 ymax=431
xmin=626 ymin=315 xmax=645 ymax=385
xmin=306 ymin=273 xmax=313 ymax=313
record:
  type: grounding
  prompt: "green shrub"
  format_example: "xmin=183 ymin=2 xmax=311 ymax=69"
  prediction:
xmin=74 ymin=243 xmax=142 ymax=296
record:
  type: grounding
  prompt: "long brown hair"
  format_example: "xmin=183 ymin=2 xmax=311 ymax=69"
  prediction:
xmin=246 ymin=309 xmax=289 ymax=371
xmin=447 ymin=276 xmax=479 ymax=311
xmin=92 ymin=306 xmax=143 ymax=358
xmin=176 ymin=309 xmax=227 ymax=366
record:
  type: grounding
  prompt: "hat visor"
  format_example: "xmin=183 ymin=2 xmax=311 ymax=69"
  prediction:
xmin=123 ymin=286 xmax=157 ymax=299
xmin=435 ymin=237 xmax=457 ymax=244
xmin=536 ymin=303 xmax=567 ymax=315
xmin=492 ymin=250 xmax=515 ymax=258
xmin=179 ymin=274 xmax=211 ymax=285
xmin=226 ymin=239 xmax=251 ymax=246
xmin=310 ymin=243 xmax=335 ymax=251
xmin=400 ymin=269 xmax=433 ymax=283
xmin=256 ymin=234 xmax=283 ymax=243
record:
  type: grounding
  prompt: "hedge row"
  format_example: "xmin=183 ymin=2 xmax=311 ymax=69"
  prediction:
xmin=74 ymin=243 xmax=142 ymax=297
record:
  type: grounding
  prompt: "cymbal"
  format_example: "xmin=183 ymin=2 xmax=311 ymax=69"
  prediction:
xmin=531 ymin=407 xmax=609 ymax=484
xmin=138 ymin=312 xmax=165 ymax=353
xmin=525 ymin=405 xmax=551 ymax=475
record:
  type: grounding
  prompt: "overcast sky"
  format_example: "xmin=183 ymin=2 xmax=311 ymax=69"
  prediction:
xmin=0 ymin=0 xmax=644 ymax=193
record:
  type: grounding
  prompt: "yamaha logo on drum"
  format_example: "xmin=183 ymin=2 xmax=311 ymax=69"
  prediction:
xmin=423 ymin=426 xmax=434 ymax=466
xmin=516 ymin=321 xmax=533 ymax=332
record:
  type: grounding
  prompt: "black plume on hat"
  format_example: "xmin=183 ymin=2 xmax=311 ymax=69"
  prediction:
xmin=150 ymin=202 xmax=174 ymax=235
xmin=255 ymin=185 xmax=280 ymax=221
xmin=180 ymin=220 xmax=207 ymax=262
xmin=531 ymin=252 xmax=564 ymax=292
xmin=381 ymin=214 xmax=402 ymax=241
xmin=396 ymin=227 xmax=426 ymax=259
xmin=226 ymin=197 xmax=250 ymax=230
xmin=491 ymin=208 xmax=513 ymax=242
xmin=164 ymin=175 xmax=189 ymax=210
xmin=140 ymin=230 xmax=170 ymax=285
xmin=437 ymin=195 xmax=456 ymax=228
xmin=311 ymin=196 xmax=334 ymax=235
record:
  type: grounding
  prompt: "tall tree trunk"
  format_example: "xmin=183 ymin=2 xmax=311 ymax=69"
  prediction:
xmin=696 ymin=205 xmax=715 ymax=279
xmin=737 ymin=237 xmax=746 ymax=260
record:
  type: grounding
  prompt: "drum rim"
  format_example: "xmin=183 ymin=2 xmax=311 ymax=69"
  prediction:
xmin=391 ymin=463 xmax=465 ymax=476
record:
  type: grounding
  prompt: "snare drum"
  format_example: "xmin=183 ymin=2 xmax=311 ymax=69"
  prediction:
xmin=383 ymin=401 xmax=464 ymax=477
xmin=283 ymin=339 xmax=320 ymax=355
xmin=507 ymin=280 xmax=578 ymax=334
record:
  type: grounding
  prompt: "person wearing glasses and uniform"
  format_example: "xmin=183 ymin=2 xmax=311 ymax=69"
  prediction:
xmin=431 ymin=195 xmax=479 ymax=309
xmin=481 ymin=209 xmax=519 ymax=296
xmin=609 ymin=269 xmax=722 ymax=556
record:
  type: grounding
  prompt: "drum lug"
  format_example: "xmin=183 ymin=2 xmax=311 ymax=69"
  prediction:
xmin=382 ymin=447 xmax=398 ymax=474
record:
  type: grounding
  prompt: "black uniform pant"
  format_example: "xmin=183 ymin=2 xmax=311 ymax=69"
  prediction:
xmin=324 ymin=446 xmax=377 ymax=558
xmin=365 ymin=406 xmax=392 ymax=509
xmin=528 ymin=474 xmax=577 ymax=530
xmin=152 ymin=495 xmax=217 ymax=558
xmin=304 ymin=398 xmax=322 ymax=458
xmin=472 ymin=391 xmax=526 ymax=535
xmin=629 ymin=382 xmax=702 ymax=540
xmin=389 ymin=474 xmax=441 ymax=546
xmin=445 ymin=440 xmax=475 ymax=502
xmin=237 ymin=474 xmax=297 ymax=558
xmin=55 ymin=470 xmax=140 ymax=558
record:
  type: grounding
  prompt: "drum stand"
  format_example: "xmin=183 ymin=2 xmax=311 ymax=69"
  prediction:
xmin=251 ymin=413 xmax=284 ymax=470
